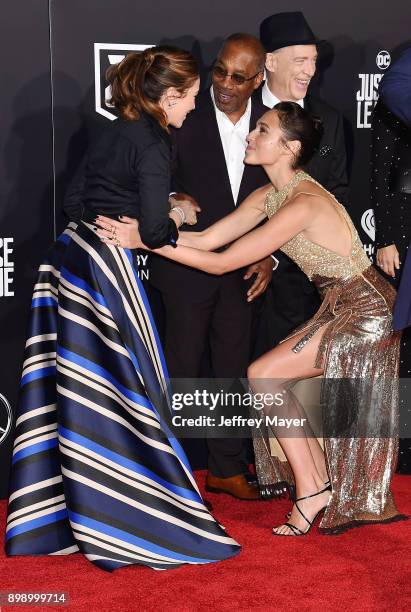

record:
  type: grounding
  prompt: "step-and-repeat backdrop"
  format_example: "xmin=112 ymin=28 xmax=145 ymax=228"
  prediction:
xmin=1 ymin=0 xmax=410 ymax=496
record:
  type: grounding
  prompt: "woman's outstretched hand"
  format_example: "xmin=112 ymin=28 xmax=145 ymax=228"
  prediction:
xmin=95 ymin=215 xmax=142 ymax=249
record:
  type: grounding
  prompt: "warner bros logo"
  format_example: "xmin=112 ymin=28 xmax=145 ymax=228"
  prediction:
xmin=94 ymin=43 xmax=154 ymax=120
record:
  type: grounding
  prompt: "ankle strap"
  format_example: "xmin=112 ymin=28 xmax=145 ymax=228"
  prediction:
xmin=295 ymin=484 xmax=331 ymax=503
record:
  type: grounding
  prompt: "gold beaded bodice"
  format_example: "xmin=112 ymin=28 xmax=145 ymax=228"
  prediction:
xmin=264 ymin=171 xmax=371 ymax=281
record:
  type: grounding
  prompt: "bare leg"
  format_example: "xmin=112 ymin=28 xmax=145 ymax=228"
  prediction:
xmin=248 ymin=325 xmax=332 ymax=534
xmin=286 ymin=384 xmax=329 ymax=484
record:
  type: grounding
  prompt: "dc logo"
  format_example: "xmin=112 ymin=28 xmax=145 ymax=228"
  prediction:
xmin=361 ymin=209 xmax=375 ymax=241
xmin=0 ymin=393 xmax=12 ymax=446
xmin=94 ymin=43 xmax=154 ymax=120
xmin=376 ymin=50 xmax=391 ymax=71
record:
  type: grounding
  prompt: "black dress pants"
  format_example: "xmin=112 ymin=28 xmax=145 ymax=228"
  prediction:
xmin=156 ymin=271 xmax=252 ymax=478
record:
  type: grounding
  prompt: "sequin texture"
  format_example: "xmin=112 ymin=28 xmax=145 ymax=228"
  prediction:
xmin=253 ymin=171 xmax=405 ymax=533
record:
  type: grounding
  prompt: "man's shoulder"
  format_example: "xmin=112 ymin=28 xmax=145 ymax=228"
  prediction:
xmin=305 ymin=95 xmax=341 ymax=120
xmin=251 ymin=88 xmax=268 ymax=118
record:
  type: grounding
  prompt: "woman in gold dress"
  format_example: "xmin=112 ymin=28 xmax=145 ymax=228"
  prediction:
xmin=96 ymin=102 xmax=406 ymax=536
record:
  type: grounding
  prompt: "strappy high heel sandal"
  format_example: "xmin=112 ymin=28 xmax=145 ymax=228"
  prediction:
xmin=273 ymin=485 xmax=331 ymax=536
xmin=285 ymin=479 xmax=330 ymax=519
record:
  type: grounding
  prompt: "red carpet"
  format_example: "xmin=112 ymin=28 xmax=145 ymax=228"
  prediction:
xmin=0 ymin=473 xmax=410 ymax=612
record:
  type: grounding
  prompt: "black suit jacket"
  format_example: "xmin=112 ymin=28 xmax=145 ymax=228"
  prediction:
xmin=303 ymin=96 xmax=348 ymax=204
xmin=261 ymin=89 xmax=349 ymax=205
xmin=149 ymin=90 xmax=268 ymax=297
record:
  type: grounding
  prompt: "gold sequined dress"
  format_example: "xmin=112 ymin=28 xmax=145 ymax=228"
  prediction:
xmin=254 ymin=171 xmax=406 ymax=533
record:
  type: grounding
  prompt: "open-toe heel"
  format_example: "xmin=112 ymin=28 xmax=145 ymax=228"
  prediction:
xmin=274 ymin=484 xmax=331 ymax=536
xmin=285 ymin=479 xmax=330 ymax=519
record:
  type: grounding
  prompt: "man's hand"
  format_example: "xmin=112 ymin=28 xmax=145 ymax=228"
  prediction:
xmin=244 ymin=256 xmax=273 ymax=302
xmin=169 ymin=193 xmax=201 ymax=226
xmin=376 ymin=244 xmax=400 ymax=278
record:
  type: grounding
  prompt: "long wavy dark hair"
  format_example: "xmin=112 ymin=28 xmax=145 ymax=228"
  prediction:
xmin=107 ymin=45 xmax=198 ymax=130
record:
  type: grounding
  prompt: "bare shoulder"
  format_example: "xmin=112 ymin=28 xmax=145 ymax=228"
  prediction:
xmin=279 ymin=190 xmax=321 ymax=224
xmin=238 ymin=182 xmax=273 ymax=212
xmin=289 ymin=182 xmax=333 ymax=211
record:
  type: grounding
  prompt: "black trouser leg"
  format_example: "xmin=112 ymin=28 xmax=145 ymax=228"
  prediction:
xmin=207 ymin=273 xmax=253 ymax=478
xmin=158 ymin=289 xmax=217 ymax=469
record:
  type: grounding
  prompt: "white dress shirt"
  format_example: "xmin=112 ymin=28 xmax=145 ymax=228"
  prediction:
xmin=262 ymin=81 xmax=304 ymax=109
xmin=210 ymin=86 xmax=251 ymax=204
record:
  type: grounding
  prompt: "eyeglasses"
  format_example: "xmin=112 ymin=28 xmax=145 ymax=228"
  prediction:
xmin=212 ymin=64 xmax=263 ymax=86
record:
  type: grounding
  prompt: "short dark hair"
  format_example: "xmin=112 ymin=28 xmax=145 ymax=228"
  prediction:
xmin=274 ymin=101 xmax=323 ymax=168
xmin=221 ymin=33 xmax=266 ymax=71
xmin=107 ymin=45 xmax=198 ymax=130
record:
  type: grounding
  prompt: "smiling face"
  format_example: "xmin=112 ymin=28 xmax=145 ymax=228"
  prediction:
xmin=245 ymin=109 xmax=299 ymax=167
xmin=212 ymin=41 xmax=264 ymax=121
xmin=265 ymin=45 xmax=318 ymax=101
xmin=163 ymin=77 xmax=200 ymax=128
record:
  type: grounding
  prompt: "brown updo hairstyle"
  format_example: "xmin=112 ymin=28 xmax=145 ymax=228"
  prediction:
xmin=107 ymin=45 xmax=198 ymax=130
xmin=274 ymin=101 xmax=324 ymax=168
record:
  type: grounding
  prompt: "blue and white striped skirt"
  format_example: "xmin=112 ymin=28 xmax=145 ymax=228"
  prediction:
xmin=5 ymin=221 xmax=240 ymax=572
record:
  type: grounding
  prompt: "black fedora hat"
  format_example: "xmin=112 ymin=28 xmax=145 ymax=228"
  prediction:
xmin=260 ymin=11 xmax=323 ymax=52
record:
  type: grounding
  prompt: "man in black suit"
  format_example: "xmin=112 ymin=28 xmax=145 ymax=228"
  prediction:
xmin=253 ymin=12 xmax=349 ymax=356
xmin=149 ymin=33 xmax=271 ymax=499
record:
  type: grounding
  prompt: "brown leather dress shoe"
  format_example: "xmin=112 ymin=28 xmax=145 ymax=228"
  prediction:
xmin=205 ymin=473 xmax=261 ymax=500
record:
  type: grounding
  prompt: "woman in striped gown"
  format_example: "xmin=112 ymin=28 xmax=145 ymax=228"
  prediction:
xmin=5 ymin=46 xmax=240 ymax=571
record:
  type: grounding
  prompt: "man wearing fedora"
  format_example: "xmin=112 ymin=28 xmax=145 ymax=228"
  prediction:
xmin=253 ymin=11 xmax=349 ymax=357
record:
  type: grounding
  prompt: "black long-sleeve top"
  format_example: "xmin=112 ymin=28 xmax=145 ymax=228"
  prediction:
xmin=63 ymin=112 xmax=178 ymax=249
xmin=370 ymin=99 xmax=411 ymax=252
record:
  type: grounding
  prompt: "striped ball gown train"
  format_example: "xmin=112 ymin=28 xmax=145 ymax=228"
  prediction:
xmin=5 ymin=222 xmax=240 ymax=571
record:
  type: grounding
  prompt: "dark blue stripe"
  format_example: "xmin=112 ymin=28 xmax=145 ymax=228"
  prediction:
xmin=10 ymin=452 xmax=61 ymax=489
xmin=65 ymin=479 xmax=230 ymax=557
xmin=6 ymin=521 xmax=75 ymax=555
xmin=68 ymin=511 xmax=214 ymax=563
xmin=60 ymin=266 xmax=108 ymax=308
xmin=128 ymin=249 xmax=170 ymax=380
xmin=6 ymin=508 xmax=69 ymax=540
xmin=31 ymin=297 xmax=57 ymax=309
xmin=21 ymin=367 xmax=56 ymax=387
xmin=12 ymin=438 xmax=59 ymax=464
xmin=57 ymin=346 xmax=146 ymax=402
xmin=58 ymin=425 xmax=199 ymax=502
xmin=58 ymin=232 xmax=71 ymax=245
xmin=18 ymin=383 xmax=56 ymax=414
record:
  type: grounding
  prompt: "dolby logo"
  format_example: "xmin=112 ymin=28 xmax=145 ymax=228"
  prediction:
xmin=0 ymin=393 xmax=12 ymax=446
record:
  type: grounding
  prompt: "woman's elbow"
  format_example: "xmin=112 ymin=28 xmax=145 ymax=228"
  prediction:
xmin=140 ymin=223 xmax=176 ymax=250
